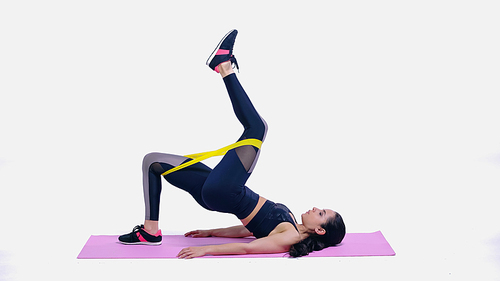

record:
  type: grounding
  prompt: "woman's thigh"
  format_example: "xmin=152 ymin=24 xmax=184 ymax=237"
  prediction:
xmin=200 ymin=149 xmax=254 ymax=215
xmin=144 ymin=152 xmax=214 ymax=211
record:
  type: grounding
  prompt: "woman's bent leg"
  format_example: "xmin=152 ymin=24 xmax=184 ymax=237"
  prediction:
xmin=142 ymin=153 xmax=188 ymax=221
xmin=142 ymin=152 xmax=213 ymax=233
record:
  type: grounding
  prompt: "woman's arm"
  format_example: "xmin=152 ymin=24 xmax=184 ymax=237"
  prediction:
xmin=185 ymin=225 xmax=252 ymax=238
xmin=177 ymin=229 xmax=298 ymax=259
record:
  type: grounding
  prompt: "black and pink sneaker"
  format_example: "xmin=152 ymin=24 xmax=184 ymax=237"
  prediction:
xmin=206 ymin=29 xmax=239 ymax=73
xmin=118 ymin=225 xmax=162 ymax=245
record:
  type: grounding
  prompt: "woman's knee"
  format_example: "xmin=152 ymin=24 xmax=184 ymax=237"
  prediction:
xmin=142 ymin=152 xmax=188 ymax=173
xmin=256 ymin=117 xmax=268 ymax=141
xmin=143 ymin=153 xmax=162 ymax=172
xmin=244 ymin=116 xmax=268 ymax=141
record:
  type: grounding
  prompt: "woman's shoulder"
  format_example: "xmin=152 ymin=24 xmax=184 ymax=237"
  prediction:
xmin=269 ymin=221 xmax=301 ymax=238
xmin=266 ymin=222 xmax=302 ymax=246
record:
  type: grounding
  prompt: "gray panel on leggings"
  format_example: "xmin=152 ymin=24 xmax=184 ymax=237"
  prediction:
xmin=247 ymin=116 xmax=268 ymax=173
xmin=142 ymin=152 xmax=189 ymax=220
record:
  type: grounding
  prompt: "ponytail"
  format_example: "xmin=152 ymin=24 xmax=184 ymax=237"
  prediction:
xmin=289 ymin=235 xmax=329 ymax=257
xmin=289 ymin=212 xmax=346 ymax=258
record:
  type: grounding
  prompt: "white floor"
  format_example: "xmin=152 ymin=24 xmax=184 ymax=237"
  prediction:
xmin=1 ymin=1 xmax=500 ymax=280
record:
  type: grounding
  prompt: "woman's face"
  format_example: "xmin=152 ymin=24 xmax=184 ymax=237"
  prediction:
xmin=301 ymin=207 xmax=336 ymax=234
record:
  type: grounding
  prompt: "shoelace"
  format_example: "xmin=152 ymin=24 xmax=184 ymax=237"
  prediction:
xmin=230 ymin=56 xmax=240 ymax=72
xmin=132 ymin=225 xmax=144 ymax=233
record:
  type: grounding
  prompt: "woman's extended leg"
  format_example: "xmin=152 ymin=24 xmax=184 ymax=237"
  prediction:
xmin=207 ymin=29 xmax=267 ymax=172
xmin=199 ymin=61 xmax=267 ymax=219
xmin=219 ymin=61 xmax=267 ymax=172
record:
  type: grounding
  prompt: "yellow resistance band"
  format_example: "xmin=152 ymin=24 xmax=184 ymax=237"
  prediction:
xmin=161 ymin=138 xmax=263 ymax=176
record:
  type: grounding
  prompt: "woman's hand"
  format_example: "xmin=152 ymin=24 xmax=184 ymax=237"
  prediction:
xmin=184 ymin=229 xmax=212 ymax=238
xmin=185 ymin=225 xmax=252 ymax=238
xmin=177 ymin=246 xmax=209 ymax=259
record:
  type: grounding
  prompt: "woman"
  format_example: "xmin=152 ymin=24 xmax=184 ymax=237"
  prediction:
xmin=119 ymin=30 xmax=346 ymax=258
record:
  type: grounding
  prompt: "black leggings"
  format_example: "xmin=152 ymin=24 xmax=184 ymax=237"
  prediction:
xmin=142 ymin=73 xmax=267 ymax=221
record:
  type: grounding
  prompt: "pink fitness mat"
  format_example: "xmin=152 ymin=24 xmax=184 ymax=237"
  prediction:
xmin=77 ymin=231 xmax=395 ymax=259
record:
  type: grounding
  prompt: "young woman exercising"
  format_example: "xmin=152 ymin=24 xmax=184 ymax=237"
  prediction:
xmin=119 ymin=30 xmax=346 ymax=258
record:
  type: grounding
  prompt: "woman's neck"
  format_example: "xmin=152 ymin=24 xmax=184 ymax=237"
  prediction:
xmin=296 ymin=224 xmax=312 ymax=240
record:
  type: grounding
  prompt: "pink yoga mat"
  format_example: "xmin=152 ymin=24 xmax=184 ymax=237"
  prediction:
xmin=77 ymin=231 xmax=394 ymax=259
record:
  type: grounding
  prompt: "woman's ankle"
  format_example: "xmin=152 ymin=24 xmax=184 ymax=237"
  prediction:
xmin=219 ymin=61 xmax=234 ymax=78
xmin=144 ymin=220 xmax=159 ymax=235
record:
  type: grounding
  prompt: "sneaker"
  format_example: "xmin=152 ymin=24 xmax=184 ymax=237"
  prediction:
xmin=118 ymin=225 xmax=162 ymax=245
xmin=206 ymin=29 xmax=239 ymax=73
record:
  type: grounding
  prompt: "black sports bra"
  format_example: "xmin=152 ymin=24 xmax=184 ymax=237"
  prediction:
xmin=244 ymin=200 xmax=299 ymax=238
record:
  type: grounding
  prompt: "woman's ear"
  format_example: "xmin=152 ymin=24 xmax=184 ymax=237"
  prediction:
xmin=315 ymin=227 xmax=326 ymax=236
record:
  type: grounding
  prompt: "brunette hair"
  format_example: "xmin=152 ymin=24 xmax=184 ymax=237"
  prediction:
xmin=288 ymin=212 xmax=346 ymax=257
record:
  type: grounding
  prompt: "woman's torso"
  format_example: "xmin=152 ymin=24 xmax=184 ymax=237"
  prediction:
xmin=241 ymin=196 xmax=299 ymax=239
xmin=240 ymin=196 xmax=267 ymax=225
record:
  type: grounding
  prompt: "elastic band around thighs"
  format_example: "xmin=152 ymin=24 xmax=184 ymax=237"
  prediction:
xmin=161 ymin=138 xmax=263 ymax=176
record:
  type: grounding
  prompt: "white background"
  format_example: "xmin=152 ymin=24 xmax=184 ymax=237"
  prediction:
xmin=1 ymin=1 xmax=499 ymax=280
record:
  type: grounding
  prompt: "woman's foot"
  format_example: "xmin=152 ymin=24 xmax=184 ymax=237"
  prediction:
xmin=206 ymin=29 xmax=239 ymax=73
xmin=118 ymin=225 xmax=162 ymax=245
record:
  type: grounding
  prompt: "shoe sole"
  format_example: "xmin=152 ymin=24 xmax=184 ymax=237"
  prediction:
xmin=119 ymin=241 xmax=162 ymax=246
xmin=206 ymin=29 xmax=236 ymax=66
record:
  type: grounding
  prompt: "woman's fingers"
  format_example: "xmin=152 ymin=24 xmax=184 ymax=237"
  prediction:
xmin=177 ymin=247 xmax=206 ymax=259
xmin=177 ymin=248 xmax=190 ymax=259
xmin=184 ymin=230 xmax=210 ymax=237
xmin=184 ymin=230 xmax=202 ymax=237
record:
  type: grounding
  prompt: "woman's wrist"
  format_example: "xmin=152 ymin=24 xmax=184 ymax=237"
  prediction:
xmin=210 ymin=228 xmax=220 ymax=237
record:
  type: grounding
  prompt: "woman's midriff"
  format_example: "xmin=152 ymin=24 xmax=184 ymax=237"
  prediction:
xmin=240 ymin=196 xmax=266 ymax=226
